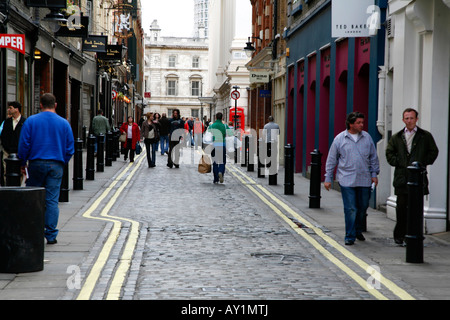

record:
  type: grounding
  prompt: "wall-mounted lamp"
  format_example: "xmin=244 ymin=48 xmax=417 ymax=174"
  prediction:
xmin=43 ymin=8 xmax=67 ymax=33
xmin=244 ymin=36 xmax=261 ymax=58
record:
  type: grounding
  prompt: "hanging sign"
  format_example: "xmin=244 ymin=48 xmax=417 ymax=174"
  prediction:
xmin=0 ymin=34 xmax=25 ymax=55
xmin=82 ymin=35 xmax=107 ymax=53
xmin=332 ymin=0 xmax=379 ymax=38
xmin=97 ymin=44 xmax=123 ymax=60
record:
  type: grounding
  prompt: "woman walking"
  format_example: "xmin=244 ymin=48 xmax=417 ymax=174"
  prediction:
xmin=141 ymin=112 xmax=160 ymax=167
xmin=120 ymin=116 xmax=140 ymax=162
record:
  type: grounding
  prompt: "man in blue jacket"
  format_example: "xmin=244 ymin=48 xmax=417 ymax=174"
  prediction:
xmin=19 ymin=93 xmax=75 ymax=244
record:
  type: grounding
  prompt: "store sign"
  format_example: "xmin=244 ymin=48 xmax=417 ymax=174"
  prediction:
xmin=97 ymin=45 xmax=123 ymax=60
xmin=56 ymin=15 xmax=89 ymax=38
xmin=332 ymin=0 xmax=380 ymax=38
xmin=0 ymin=34 xmax=25 ymax=55
xmin=250 ymin=71 xmax=270 ymax=84
xmin=82 ymin=35 xmax=107 ymax=53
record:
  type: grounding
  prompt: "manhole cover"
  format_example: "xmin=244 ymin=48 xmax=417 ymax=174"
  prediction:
xmin=251 ymin=252 xmax=311 ymax=262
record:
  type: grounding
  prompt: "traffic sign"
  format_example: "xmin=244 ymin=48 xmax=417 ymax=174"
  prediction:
xmin=112 ymin=90 xmax=117 ymax=100
xmin=231 ymin=90 xmax=240 ymax=100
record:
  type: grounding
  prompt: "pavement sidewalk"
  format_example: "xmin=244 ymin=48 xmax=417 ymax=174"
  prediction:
xmin=239 ymin=164 xmax=450 ymax=300
xmin=0 ymin=152 xmax=127 ymax=300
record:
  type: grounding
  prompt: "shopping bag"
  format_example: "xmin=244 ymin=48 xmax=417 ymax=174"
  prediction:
xmin=119 ymin=133 xmax=126 ymax=143
xmin=135 ymin=141 xmax=142 ymax=155
xmin=198 ymin=154 xmax=211 ymax=174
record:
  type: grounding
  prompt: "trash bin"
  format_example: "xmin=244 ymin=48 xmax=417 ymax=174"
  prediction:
xmin=0 ymin=187 xmax=46 ymax=273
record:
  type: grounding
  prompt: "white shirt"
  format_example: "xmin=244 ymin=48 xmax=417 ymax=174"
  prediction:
xmin=127 ymin=124 xmax=133 ymax=138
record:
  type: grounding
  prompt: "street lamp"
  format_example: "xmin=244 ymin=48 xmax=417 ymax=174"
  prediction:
xmin=244 ymin=36 xmax=261 ymax=57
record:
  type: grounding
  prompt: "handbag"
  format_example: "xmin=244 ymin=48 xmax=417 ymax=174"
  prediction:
xmin=147 ymin=128 xmax=155 ymax=139
xmin=119 ymin=133 xmax=126 ymax=143
xmin=135 ymin=141 xmax=142 ymax=155
xmin=198 ymin=154 xmax=211 ymax=174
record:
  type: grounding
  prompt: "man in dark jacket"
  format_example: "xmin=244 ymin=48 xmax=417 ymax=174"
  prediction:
xmin=167 ymin=109 xmax=185 ymax=168
xmin=159 ymin=113 xmax=170 ymax=155
xmin=386 ymin=108 xmax=439 ymax=245
xmin=1 ymin=101 xmax=26 ymax=184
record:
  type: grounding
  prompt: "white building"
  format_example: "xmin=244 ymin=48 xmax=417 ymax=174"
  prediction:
xmin=194 ymin=0 xmax=209 ymax=38
xmin=206 ymin=0 xmax=252 ymax=126
xmin=144 ymin=20 xmax=209 ymax=119
xmin=378 ymin=0 xmax=450 ymax=233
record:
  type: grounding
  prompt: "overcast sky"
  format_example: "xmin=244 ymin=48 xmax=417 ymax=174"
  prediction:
xmin=140 ymin=0 xmax=194 ymax=37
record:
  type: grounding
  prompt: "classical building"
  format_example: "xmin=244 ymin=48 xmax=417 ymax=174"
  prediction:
xmin=144 ymin=20 xmax=209 ymax=119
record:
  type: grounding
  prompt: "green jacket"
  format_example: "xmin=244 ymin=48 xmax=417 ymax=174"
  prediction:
xmin=92 ymin=115 xmax=111 ymax=135
xmin=386 ymin=127 xmax=438 ymax=195
xmin=208 ymin=120 xmax=230 ymax=143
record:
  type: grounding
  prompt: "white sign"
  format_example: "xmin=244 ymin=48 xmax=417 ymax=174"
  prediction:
xmin=332 ymin=0 xmax=379 ymax=38
xmin=231 ymin=90 xmax=240 ymax=100
xmin=250 ymin=71 xmax=270 ymax=84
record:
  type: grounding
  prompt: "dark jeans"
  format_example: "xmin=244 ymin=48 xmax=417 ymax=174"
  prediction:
xmin=144 ymin=139 xmax=156 ymax=167
xmin=26 ymin=160 xmax=64 ymax=241
xmin=124 ymin=138 xmax=135 ymax=162
xmin=212 ymin=144 xmax=226 ymax=183
xmin=168 ymin=140 xmax=181 ymax=167
xmin=339 ymin=185 xmax=371 ymax=242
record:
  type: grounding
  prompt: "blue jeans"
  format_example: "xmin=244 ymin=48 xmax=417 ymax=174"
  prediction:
xmin=339 ymin=185 xmax=371 ymax=241
xmin=144 ymin=139 xmax=157 ymax=166
xmin=26 ymin=160 xmax=64 ymax=242
xmin=211 ymin=144 xmax=226 ymax=183
xmin=95 ymin=134 xmax=106 ymax=153
xmin=160 ymin=135 xmax=169 ymax=155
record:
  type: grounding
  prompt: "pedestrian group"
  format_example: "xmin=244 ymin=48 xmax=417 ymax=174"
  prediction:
xmin=0 ymin=95 xmax=439 ymax=247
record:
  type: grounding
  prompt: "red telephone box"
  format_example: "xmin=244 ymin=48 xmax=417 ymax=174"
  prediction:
xmin=229 ymin=107 xmax=245 ymax=131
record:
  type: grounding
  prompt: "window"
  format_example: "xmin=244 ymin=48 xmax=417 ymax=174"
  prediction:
xmin=167 ymin=80 xmax=177 ymax=95
xmin=191 ymin=80 xmax=200 ymax=96
xmin=169 ymin=55 xmax=176 ymax=68
xmin=192 ymin=56 xmax=199 ymax=68
xmin=191 ymin=109 xmax=199 ymax=118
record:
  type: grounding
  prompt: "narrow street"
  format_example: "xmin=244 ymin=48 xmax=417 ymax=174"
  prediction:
xmin=69 ymin=146 xmax=424 ymax=301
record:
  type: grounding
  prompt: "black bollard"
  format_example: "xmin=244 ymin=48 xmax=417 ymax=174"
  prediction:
xmin=308 ymin=149 xmax=322 ymax=208
xmin=247 ymin=135 xmax=254 ymax=172
xmin=268 ymin=141 xmax=278 ymax=185
xmin=105 ymin=131 xmax=113 ymax=167
xmin=82 ymin=125 xmax=87 ymax=148
xmin=284 ymin=144 xmax=295 ymax=195
xmin=73 ymin=139 xmax=84 ymax=190
xmin=113 ymin=129 xmax=120 ymax=160
xmin=97 ymin=134 xmax=105 ymax=172
xmin=406 ymin=162 xmax=425 ymax=263
xmin=5 ymin=153 xmax=22 ymax=187
xmin=59 ymin=163 xmax=69 ymax=202
xmin=86 ymin=135 xmax=96 ymax=180
xmin=257 ymin=138 xmax=265 ymax=178
xmin=242 ymin=135 xmax=248 ymax=167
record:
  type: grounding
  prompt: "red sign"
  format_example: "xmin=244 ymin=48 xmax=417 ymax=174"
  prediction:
xmin=0 ymin=34 xmax=25 ymax=55
xmin=231 ymin=90 xmax=240 ymax=100
xmin=144 ymin=92 xmax=151 ymax=98
xmin=112 ymin=90 xmax=117 ymax=100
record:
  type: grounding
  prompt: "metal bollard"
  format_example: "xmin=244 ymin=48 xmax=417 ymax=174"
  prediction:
xmin=406 ymin=162 xmax=425 ymax=263
xmin=73 ymin=139 xmax=84 ymax=190
xmin=97 ymin=134 xmax=105 ymax=172
xmin=247 ymin=135 xmax=254 ymax=172
xmin=86 ymin=135 xmax=96 ymax=180
xmin=268 ymin=141 xmax=277 ymax=185
xmin=105 ymin=131 xmax=113 ymax=167
xmin=82 ymin=125 xmax=87 ymax=148
xmin=284 ymin=144 xmax=295 ymax=195
xmin=308 ymin=149 xmax=322 ymax=208
xmin=5 ymin=153 xmax=22 ymax=187
xmin=257 ymin=138 xmax=265 ymax=178
xmin=242 ymin=135 xmax=248 ymax=167
xmin=113 ymin=129 xmax=120 ymax=160
xmin=59 ymin=163 xmax=69 ymax=202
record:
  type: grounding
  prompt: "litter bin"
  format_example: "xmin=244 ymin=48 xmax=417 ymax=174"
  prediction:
xmin=0 ymin=187 xmax=46 ymax=273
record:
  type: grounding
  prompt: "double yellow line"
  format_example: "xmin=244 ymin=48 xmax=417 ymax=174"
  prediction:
xmin=76 ymin=153 xmax=145 ymax=300
xmin=228 ymin=165 xmax=415 ymax=300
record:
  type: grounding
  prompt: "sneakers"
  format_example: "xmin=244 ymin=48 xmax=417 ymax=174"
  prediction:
xmin=218 ymin=172 xmax=224 ymax=183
